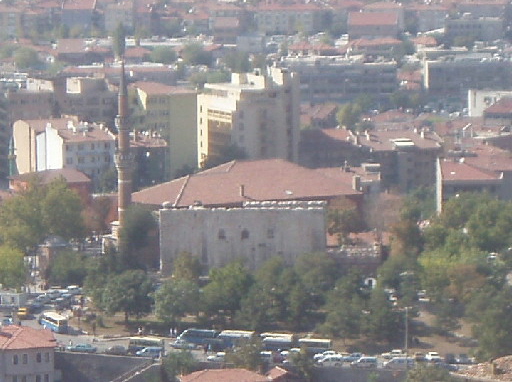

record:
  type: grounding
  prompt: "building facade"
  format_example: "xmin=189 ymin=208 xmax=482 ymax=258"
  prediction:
xmin=159 ymin=201 xmax=327 ymax=275
xmin=197 ymin=67 xmax=300 ymax=167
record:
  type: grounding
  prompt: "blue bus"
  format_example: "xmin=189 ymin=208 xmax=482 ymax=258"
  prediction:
xmin=177 ymin=328 xmax=220 ymax=346
xmin=39 ymin=312 xmax=68 ymax=334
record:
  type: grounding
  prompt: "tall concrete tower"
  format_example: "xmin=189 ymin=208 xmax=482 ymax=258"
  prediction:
xmin=114 ymin=61 xmax=133 ymax=234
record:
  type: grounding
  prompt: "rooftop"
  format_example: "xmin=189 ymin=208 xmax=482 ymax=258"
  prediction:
xmin=0 ymin=325 xmax=55 ymax=350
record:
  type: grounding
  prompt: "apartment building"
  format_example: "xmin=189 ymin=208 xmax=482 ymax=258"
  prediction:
xmin=197 ymin=67 xmax=300 ymax=167
xmin=253 ymin=2 xmax=327 ymax=35
xmin=278 ymin=56 xmax=398 ymax=104
xmin=103 ymin=0 xmax=135 ymax=33
xmin=61 ymin=0 xmax=97 ymax=33
xmin=445 ymin=15 xmax=504 ymax=43
xmin=347 ymin=12 xmax=399 ymax=39
xmin=0 ymin=325 xmax=56 ymax=382
xmin=130 ymin=81 xmax=197 ymax=180
xmin=12 ymin=117 xmax=115 ymax=188
xmin=423 ymin=56 xmax=512 ymax=99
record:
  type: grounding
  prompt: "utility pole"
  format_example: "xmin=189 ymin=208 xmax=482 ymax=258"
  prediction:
xmin=404 ymin=306 xmax=409 ymax=355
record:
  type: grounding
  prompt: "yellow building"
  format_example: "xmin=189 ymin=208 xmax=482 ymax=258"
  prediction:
xmin=197 ymin=67 xmax=300 ymax=168
xmin=130 ymin=82 xmax=197 ymax=179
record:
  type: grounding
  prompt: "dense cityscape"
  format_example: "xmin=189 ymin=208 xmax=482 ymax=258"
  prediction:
xmin=1 ymin=0 xmax=512 ymax=381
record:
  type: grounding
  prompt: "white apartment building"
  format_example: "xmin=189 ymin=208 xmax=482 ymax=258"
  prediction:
xmin=38 ymin=121 xmax=116 ymax=186
xmin=197 ymin=67 xmax=300 ymax=167
xmin=0 ymin=325 xmax=56 ymax=382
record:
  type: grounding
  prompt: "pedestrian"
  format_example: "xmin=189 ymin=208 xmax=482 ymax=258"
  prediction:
xmin=68 ymin=340 xmax=73 ymax=347
xmin=203 ymin=343 xmax=208 ymax=355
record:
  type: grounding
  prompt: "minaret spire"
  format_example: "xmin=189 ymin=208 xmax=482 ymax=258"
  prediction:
xmin=114 ymin=61 xmax=133 ymax=241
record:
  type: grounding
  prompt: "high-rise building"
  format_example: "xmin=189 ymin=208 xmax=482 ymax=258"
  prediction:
xmin=197 ymin=67 xmax=300 ymax=168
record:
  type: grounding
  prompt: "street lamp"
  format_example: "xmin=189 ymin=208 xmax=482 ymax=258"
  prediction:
xmin=404 ymin=306 xmax=410 ymax=355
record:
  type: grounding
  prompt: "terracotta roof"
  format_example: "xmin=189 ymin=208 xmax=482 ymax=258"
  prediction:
xmin=9 ymin=168 xmax=91 ymax=183
xmin=57 ymin=125 xmax=115 ymax=143
xmin=484 ymin=97 xmax=512 ymax=115
xmin=124 ymin=46 xmax=151 ymax=58
xmin=349 ymin=37 xmax=402 ymax=48
xmin=133 ymin=159 xmax=360 ymax=207
xmin=0 ymin=325 xmax=56 ymax=350
xmin=132 ymin=81 xmax=195 ymax=95
xmin=364 ymin=1 xmax=403 ymax=10
xmin=348 ymin=11 xmax=398 ymax=26
xmin=411 ymin=35 xmax=438 ymax=46
xmin=19 ymin=117 xmax=80 ymax=133
xmin=62 ymin=0 xmax=96 ymax=10
xmin=181 ymin=369 xmax=268 ymax=382
xmin=463 ymin=143 xmax=512 ymax=172
xmin=440 ymin=159 xmax=500 ymax=182
xmin=353 ymin=129 xmax=442 ymax=151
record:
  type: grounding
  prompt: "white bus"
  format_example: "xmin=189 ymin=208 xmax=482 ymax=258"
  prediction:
xmin=297 ymin=338 xmax=332 ymax=354
xmin=260 ymin=332 xmax=296 ymax=351
xmin=39 ymin=312 xmax=68 ymax=334
xmin=218 ymin=330 xmax=255 ymax=348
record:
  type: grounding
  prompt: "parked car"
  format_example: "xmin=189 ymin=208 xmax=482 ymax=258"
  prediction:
xmin=413 ymin=352 xmax=426 ymax=362
xmin=136 ymin=347 xmax=163 ymax=358
xmin=67 ymin=343 xmax=97 ymax=353
xmin=456 ymin=354 xmax=474 ymax=365
xmin=342 ymin=353 xmax=364 ymax=362
xmin=35 ymin=294 xmax=51 ymax=304
xmin=317 ymin=355 xmax=344 ymax=367
xmin=66 ymin=285 xmax=82 ymax=295
xmin=381 ymin=349 xmax=407 ymax=359
xmin=105 ymin=345 xmax=128 ymax=355
xmin=207 ymin=352 xmax=226 ymax=362
xmin=314 ymin=350 xmax=339 ymax=361
xmin=425 ymin=352 xmax=442 ymax=362
xmin=383 ymin=357 xmax=415 ymax=370
xmin=444 ymin=353 xmax=456 ymax=364
xmin=350 ymin=356 xmax=378 ymax=368
xmin=170 ymin=339 xmax=197 ymax=350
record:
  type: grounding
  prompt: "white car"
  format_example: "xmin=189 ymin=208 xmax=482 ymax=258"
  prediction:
xmin=313 ymin=350 xmax=339 ymax=361
xmin=383 ymin=357 xmax=415 ymax=370
xmin=317 ymin=354 xmax=344 ymax=367
xmin=426 ymin=352 xmax=442 ymax=362
xmin=381 ymin=349 xmax=407 ymax=359
xmin=207 ymin=352 xmax=226 ymax=362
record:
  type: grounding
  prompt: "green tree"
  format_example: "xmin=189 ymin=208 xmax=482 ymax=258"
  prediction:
xmin=172 ymin=251 xmax=202 ymax=281
xmin=201 ymin=260 xmax=254 ymax=324
xmin=118 ymin=204 xmax=158 ymax=269
xmin=0 ymin=177 xmax=85 ymax=252
xmin=113 ymin=22 xmax=126 ymax=59
xmin=328 ymin=208 xmax=365 ymax=244
xmin=290 ymin=347 xmax=315 ymax=382
xmin=0 ymin=245 xmax=26 ymax=290
xmin=101 ymin=269 xmax=154 ymax=322
xmin=46 ymin=250 xmax=87 ymax=287
xmin=181 ymin=43 xmax=212 ymax=66
xmin=406 ymin=365 xmax=456 ymax=382
xmin=154 ymin=278 xmax=200 ymax=327
xmin=42 ymin=178 xmax=86 ymax=240
xmin=162 ymin=351 xmax=198 ymax=381
xmin=223 ymin=51 xmax=251 ymax=73
xmin=362 ymin=287 xmax=401 ymax=342
xmin=336 ymin=103 xmax=362 ymax=130
xmin=149 ymin=46 xmax=177 ymax=64
xmin=13 ymin=47 xmax=41 ymax=70
xmin=225 ymin=338 xmax=264 ymax=371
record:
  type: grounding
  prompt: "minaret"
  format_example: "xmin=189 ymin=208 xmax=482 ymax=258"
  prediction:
xmin=114 ymin=61 xmax=133 ymax=239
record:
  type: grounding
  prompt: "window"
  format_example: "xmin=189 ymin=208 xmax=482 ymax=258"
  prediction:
xmin=90 ymin=143 xmax=95 ymax=150
xmin=37 ymin=353 xmax=41 ymax=362
xmin=218 ymin=229 xmax=226 ymax=240
xmin=22 ymin=354 xmax=28 ymax=364
xmin=104 ymin=143 xmax=110 ymax=149
xmin=241 ymin=229 xmax=249 ymax=240
xmin=78 ymin=157 xmax=84 ymax=164
xmin=66 ymin=158 xmax=73 ymax=165
xmin=44 ymin=375 xmax=49 ymax=382
xmin=45 ymin=353 xmax=50 ymax=362
xmin=78 ymin=144 xmax=84 ymax=151
xmin=12 ymin=376 xmax=17 ymax=382
xmin=36 ymin=376 xmax=41 ymax=382
xmin=22 ymin=377 xmax=27 ymax=382
xmin=13 ymin=354 xmax=18 ymax=364
xmin=267 ymin=229 xmax=274 ymax=239
xmin=66 ymin=145 xmax=72 ymax=151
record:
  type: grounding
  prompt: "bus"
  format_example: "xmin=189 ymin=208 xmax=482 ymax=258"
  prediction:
xmin=297 ymin=338 xmax=332 ymax=354
xmin=217 ymin=330 xmax=255 ymax=348
xmin=260 ymin=333 xmax=295 ymax=351
xmin=177 ymin=328 xmax=220 ymax=346
xmin=128 ymin=337 xmax=165 ymax=354
xmin=39 ymin=312 xmax=68 ymax=334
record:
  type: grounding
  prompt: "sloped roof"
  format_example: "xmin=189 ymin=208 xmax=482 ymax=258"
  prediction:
xmin=181 ymin=369 xmax=268 ymax=382
xmin=9 ymin=168 xmax=90 ymax=184
xmin=0 ymin=325 xmax=56 ymax=350
xmin=440 ymin=159 xmax=500 ymax=182
xmin=133 ymin=159 xmax=360 ymax=207
xmin=348 ymin=11 xmax=398 ymax=26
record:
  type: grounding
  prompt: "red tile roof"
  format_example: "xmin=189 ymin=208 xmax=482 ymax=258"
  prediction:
xmin=440 ymin=159 xmax=500 ymax=182
xmin=132 ymin=81 xmax=196 ymax=95
xmin=133 ymin=159 xmax=360 ymax=207
xmin=62 ymin=0 xmax=96 ymax=10
xmin=484 ymin=97 xmax=512 ymax=115
xmin=9 ymin=168 xmax=91 ymax=184
xmin=181 ymin=369 xmax=268 ymax=382
xmin=0 ymin=325 xmax=56 ymax=350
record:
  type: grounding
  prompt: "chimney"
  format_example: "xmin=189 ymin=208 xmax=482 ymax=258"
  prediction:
xmin=240 ymin=184 xmax=245 ymax=197
xmin=352 ymin=175 xmax=361 ymax=191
